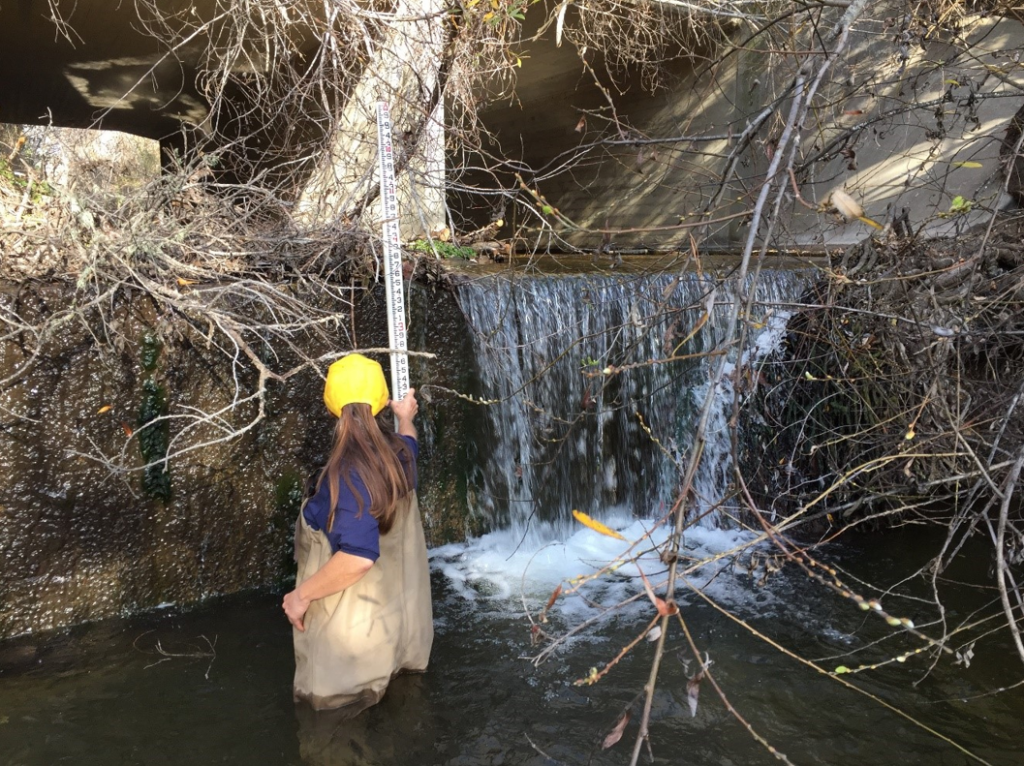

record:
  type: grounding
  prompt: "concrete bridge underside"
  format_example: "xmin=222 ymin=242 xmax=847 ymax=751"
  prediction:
xmin=0 ymin=0 xmax=447 ymax=234
xmin=0 ymin=1 xmax=219 ymax=142
xmin=3 ymin=2 xmax=1024 ymax=249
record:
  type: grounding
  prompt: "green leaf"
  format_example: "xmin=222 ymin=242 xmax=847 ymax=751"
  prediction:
xmin=834 ymin=665 xmax=850 ymax=674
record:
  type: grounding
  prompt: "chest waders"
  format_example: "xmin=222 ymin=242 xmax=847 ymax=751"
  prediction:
xmin=292 ymin=492 xmax=433 ymax=714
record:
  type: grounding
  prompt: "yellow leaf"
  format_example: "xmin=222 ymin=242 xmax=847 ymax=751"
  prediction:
xmin=482 ymin=10 xmax=494 ymax=20
xmin=177 ymin=278 xmax=197 ymax=286
xmin=904 ymin=429 xmax=915 ymax=440
xmin=670 ymin=311 xmax=709 ymax=356
xmin=856 ymin=215 xmax=883 ymax=230
xmin=97 ymin=404 xmax=113 ymax=414
xmin=572 ymin=509 xmax=627 ymax=541
xmin=490 ymin=0 xmax=499 ymax=7
xmin=954 ymin=161 xmax=983 ymax=168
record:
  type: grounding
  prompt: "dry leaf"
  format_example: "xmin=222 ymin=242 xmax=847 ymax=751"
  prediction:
xmin=572 ymin=509 xmax=627 ymax=541
xmin=601 ymin=711 xmax=631 ymax=749
xmin=120 ymin=422 xmax=134 ymax=437
xmin=545 ymin=584 xmax=562 ymax=611
xmin=637 ymin=565 xmax=678 ymax=616
xmin=702 ymin=287 xmax=717 ymax=320
xmin=575 ymin=115 xmax=587 ymax=133
xmin=686 ymin=671 xmax=704 ymax=717
xmin=955 ymin=641 xmax=976 ymax=668
xmin=97 ymin=405 xmax=113 ymax=414
xmin=646 ymin=624 xmax=662 ymax=642
xmin=669 ymin=311 xmax=709 ymax=356
xmin=581 ymin=386 xmax=593 ymax=411
xmin=654 ymin=596 xmax=678 ymax=616
xmin=634 ymin=569 xmax=675 ymax=614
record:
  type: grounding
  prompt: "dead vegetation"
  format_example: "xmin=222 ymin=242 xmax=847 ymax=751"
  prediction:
xmin=756 ymin=213 xmax=1024 ymax=527
xmin=3 ymin=0 xmax=1024 ymax=763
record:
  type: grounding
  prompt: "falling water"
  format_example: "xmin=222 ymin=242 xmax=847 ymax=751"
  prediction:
xmin=456 ymin=266 xmax=808 ymax=542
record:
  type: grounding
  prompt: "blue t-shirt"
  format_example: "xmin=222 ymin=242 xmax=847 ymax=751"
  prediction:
xmin=302 ymin=435 xmax=418 ymax=561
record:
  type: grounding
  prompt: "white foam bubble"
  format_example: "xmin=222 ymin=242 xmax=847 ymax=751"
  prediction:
xmin=430 ymin=509 xmax=769 ymax=620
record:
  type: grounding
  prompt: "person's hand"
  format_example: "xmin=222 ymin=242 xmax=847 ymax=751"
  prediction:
xmin=390 ymin=388 xmax=418 ymax=422
xmin=282 ymin=589 xmax=311 ymax=632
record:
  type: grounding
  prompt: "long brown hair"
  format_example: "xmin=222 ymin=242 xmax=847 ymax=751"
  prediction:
xmin=317 ymin=403 xmax=416 ymax=536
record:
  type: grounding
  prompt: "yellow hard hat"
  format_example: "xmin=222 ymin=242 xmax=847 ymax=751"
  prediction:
xmin=323 ymin=354 xmax=389 ymax=417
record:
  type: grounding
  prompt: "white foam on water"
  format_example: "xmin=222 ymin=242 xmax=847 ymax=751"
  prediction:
xmin=430 ymin=508 xmax=771 ymax=622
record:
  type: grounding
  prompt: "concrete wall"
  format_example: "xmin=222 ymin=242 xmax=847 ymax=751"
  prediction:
xmin=0 ymin=281 xmax=475 ymax=638
xmin=468 ymin=9 xmax=1024 ymax=250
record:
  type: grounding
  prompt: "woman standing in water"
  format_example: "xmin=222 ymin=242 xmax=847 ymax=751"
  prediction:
xmin=282 ymin=353 xmax=433 ymax=715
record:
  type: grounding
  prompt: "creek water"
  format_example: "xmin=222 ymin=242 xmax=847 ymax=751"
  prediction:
xmin=2 ymin=266 xmax=1023 ymax=764
xmin=1 ymin=526 xmax=1021 ymax=765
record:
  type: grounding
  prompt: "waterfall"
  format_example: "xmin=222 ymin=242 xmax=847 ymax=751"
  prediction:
xmin=455 ymin=267 xmax=807 ymax=542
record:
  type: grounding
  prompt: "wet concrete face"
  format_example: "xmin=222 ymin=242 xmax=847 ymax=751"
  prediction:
xmin=352 ymin=285 xmax=483 ymax=544
xmin=0 ymin=281 xmax=474 ymax=638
